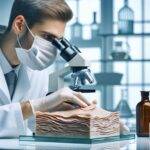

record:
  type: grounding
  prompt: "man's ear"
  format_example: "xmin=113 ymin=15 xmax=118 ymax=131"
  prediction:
xmin=12 ymin=15 xmax=26 ymax=35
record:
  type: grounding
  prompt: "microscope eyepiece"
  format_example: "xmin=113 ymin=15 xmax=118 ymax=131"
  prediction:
xmin=52 ymin=37 xmax=78 ymax=62
xmin=52 ymin=38 xmax=65 ymax=50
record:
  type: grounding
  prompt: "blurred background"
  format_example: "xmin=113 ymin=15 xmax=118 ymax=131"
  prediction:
xmin=1 ymin=0 xmax=150 ymax=131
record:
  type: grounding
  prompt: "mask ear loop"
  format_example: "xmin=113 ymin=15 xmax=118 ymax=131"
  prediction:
xmin=17 ymin=35 xmax=23 ymax=49
xmin=17 ymin=21 xmax=32 ymax=50
xmin=24 ymin=21 xmax=35 ymax=38
xmin=17 ymin=35 xmax=29 ymax=53
xmin=17 ymin=21 xmax=36 ymax=52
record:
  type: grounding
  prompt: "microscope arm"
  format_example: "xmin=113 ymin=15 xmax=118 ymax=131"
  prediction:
xmin=49 ymin=66 xmax=72 ymax=92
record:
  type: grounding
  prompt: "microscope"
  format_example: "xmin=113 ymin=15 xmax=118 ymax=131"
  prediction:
xmin=48 ymin=37 xmax=96 ymax=93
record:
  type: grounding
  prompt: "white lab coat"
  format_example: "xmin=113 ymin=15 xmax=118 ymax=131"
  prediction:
xmin=0 ymin=48 xmax=50 ymax=137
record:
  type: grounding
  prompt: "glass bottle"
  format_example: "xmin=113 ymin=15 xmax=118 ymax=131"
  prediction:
xmin=91 ymin=12 xmax=99 ymax=39
xmin=70 ymin=17 xmax=83 ymax=39
xmin=114 ymin=41 xmax=123 ymax=52
xmin=111 ymin=41 xmax=124 ymax=60
xmin=70 ymin=0 xmax=82 ymax=39
xmin=136 ymin=91 xmax=150 ymax=137
xmin=118 ymin=0 xmax=134 ymax=34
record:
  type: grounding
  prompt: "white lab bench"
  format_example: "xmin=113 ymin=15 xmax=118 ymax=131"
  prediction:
xmin=0 ymin=137 xmax=150 ymax=150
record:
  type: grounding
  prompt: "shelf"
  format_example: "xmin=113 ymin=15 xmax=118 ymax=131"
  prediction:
xmin=98 ymin=33 xmax=150 ymax=37
xmin=96 ymin=83 xmax=150 ymax=86
xmin=95 ymin=72 xmax=123 ymax=85
xmin=121 ymin=83 xmax=150 ymax=86
xmin=99 ymin=59 xmax=150 ymax=62
xmin=70 ymin=38 xmax=101 ymax=48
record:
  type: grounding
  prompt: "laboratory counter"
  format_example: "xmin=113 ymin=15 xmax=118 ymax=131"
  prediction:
xmin=0 ymin=136 xmax=150 ymax=150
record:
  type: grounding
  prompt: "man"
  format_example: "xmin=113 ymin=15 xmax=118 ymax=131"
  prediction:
xmin=0 ymin=0 xmax=90 ymax=137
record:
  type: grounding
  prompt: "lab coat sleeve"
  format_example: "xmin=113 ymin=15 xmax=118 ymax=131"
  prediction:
xmin=0 ymin=103 xmax=26 ymax=138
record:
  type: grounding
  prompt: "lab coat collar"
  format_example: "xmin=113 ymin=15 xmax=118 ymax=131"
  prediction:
xmin=0 ymin=49 xmax=12 ymax=75
xmin=12 ymin=64 xmax=30 ymax=103
xmin=0 ymin=66 xmax=11 ymax=104
xmin=0 ymin=49 xmax=21 ymax=77
xmin=0 ymin=64 xmax=31 ymax=104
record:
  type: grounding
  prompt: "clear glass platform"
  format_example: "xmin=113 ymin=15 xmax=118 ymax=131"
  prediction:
xmin=19 ymin=133 xmax=135 ymax=144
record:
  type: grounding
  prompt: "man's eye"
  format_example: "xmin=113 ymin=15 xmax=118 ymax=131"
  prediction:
xmin=42 ymin=34 xmax=49 ymax=40
xmin=42 ymin=34 xmax=54 ymax=42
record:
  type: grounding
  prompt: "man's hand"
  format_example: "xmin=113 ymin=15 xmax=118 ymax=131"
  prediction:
xmin=48 ymin=99 xmax=97 ymax=112
xmin=21 ymin=101 xmax=33 ymax=120
xmin=30 ymin=87 xmax=91 ymax=113
xmin=20 ymin=87 xmax=94 ymax=120
xmin=120 ymin=121 xmax=130 ymax=134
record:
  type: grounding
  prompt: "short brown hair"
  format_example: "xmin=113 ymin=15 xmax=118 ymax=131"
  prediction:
xmin=7 ymin=0 xmax=73 ymax=31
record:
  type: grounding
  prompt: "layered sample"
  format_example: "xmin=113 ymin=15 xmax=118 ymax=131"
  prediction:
xmin=36 ymin=105 xmax=120 ymax=138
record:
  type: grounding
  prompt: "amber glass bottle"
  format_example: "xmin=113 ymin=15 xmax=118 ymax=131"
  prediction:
xmin=136 ymin=91 xmax=150 ymax=137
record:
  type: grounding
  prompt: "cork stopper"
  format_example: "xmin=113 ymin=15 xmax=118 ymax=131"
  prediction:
xmin=141 ymin=91 xmax=149 ymax=101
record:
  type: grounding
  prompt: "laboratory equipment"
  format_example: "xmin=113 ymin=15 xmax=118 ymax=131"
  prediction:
xmin=49 ymin=37 xmax=96 ymax=93
xmin=115 ymin=89 xmax=133 ymax=118
xmin=111 ymin=41 xmax=131 ymax=60
xmin=95 ymin=72 xmax=123 ymax=85
xmin=118 ymin=0 xmax=134 ymax=34
xmin=70 ymin=0 xmax=83 ymax=39
xmin=70 ymin=17 xmax=83 ymax=39
xmin=91 ymin=12 xmax=99 ymax=39
xmin=136 ymin=91 xmax=150 ymax=137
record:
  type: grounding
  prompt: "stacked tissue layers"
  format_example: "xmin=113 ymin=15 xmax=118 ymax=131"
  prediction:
xmin=36 ymin=105 xmax=120 ymax=138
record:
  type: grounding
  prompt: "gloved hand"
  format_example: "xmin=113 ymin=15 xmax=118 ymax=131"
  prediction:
xmin=47 ymin=99 xmax=97 ymax=112
xmin=30 ymin=87 xmax=91 ymax=113
xmin=120 ymin=121 xmax=130 ymax=134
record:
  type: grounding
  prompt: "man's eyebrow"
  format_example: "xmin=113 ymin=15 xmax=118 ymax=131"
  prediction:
xmin=41 ymin=31 xmax=58 ymax=38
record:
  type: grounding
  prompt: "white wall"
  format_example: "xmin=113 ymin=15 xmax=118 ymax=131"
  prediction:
xmin=0 ymin=0 xmax=14 ymax=26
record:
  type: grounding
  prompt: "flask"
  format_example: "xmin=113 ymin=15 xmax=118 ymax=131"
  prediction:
xmin=70 ymin=17 xmax=83 ymax=39
xmin=91 ymin=12 xmax=99 ymax=39
xmin=136 ymin=91 xmax=150 ymax=137
xmin=70 ymin=0 xmax=82 ymax=39
xmin=115 ymin=89 xmax=133 ymax=118
xmin=118 ymin=0 xmax=134 ymax=34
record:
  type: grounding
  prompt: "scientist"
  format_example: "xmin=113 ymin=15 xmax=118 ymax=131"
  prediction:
xmin=0 ymin=0 xmax=91 ymax=137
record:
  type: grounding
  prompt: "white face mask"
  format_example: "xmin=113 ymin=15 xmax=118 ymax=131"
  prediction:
xmin=17 ymin=22 xmax=57 ymax=71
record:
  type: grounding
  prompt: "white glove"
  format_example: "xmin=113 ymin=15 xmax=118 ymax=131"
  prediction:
xmin=30 ymin=87 xmax=91 ymax=113
xmin=120 ymin=121 xmax=130 ymax=134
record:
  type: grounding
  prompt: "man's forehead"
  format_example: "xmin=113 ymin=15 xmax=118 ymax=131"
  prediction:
xmin=34 ymin=20 xmax=66 ymax=38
